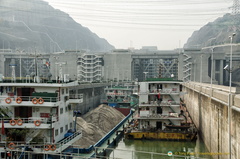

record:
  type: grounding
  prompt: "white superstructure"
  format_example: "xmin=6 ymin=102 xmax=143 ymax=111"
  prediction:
xmin=135 ymin=79 xmax=185 ymax=130
xmin=0 ymin=80 xmax=82 ymax=156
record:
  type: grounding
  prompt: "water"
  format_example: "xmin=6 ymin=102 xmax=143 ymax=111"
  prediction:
xmin=109 ymin=137 xmax=213 ymax=159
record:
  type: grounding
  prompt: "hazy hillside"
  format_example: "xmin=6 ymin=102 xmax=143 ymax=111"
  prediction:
xmin=184 ymin=13 xmax=240 ymax=48
xmin=0 ymin=0 xmax=114 ymax=53
xmin=184 ymin=13 xmax=240 ymax=85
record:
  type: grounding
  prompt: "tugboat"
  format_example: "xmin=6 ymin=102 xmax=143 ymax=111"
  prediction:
xmin=0 ymin=76 xmax=82 ymax=158
xmin=124 ymin=78 xmax=197 ymax=141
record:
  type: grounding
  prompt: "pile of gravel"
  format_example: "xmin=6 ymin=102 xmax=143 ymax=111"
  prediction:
xmin=74 ymin=104 xmax=125 ymax=148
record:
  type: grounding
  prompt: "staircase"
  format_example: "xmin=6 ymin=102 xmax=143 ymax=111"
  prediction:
xmin=183 ymin=54 xmax=192 ymax=82
xmin=26 ymin=129 xmax=42 ymax=143
xmin=55 ymin=130 xmax=82 ymax=152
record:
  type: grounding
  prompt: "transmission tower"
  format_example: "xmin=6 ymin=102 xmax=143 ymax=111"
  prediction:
xmin=232 ymin=0 xmax=240 ymax=15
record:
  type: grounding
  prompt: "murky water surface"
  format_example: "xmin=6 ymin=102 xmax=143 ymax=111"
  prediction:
xmin=109 ymin=137 xmax=216 ymax=159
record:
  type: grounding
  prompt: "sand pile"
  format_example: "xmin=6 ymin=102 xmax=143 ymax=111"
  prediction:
xmin=74 ymin=104 xmax=125 ymax=148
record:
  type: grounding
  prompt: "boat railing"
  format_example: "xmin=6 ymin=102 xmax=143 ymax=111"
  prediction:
xmin=56 ymin=130 xmax=82 ymax=148
xmin=69 ymin=94 xmax=83 ymax=99
xmin=134 ymin=127 xmax=196 ymax=133
xmin=25 ymin=131 xmax=82 ymax=153
xmin=0 ymin=141 xmax=26 ymax=152
xmin=139 ymin=101 xmax=180 ymax=106
xmin=1 ymin=117 xmax=50 ymax=125
xmin=101 ymin=98 xmax=130 ymax=103
xmin=146 ymin=89 xmax=180 ymax=94
xmin=160 ymin=101 xmax=180 ymax=106
xmin=0 ymin=96 xmax=59 ymax=103
xmin=138 ymin=114 xmax=184 ymax=119
xmin=17 ymin=146 xmax=27 ymax=159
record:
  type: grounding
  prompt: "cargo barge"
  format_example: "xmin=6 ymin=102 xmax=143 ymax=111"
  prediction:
xmin=124 ymin=78 xmax=197 ymax=141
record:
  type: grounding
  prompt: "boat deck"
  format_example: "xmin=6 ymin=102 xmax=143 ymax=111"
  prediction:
xmin=69 ymin=115 xmax=133 ymax=158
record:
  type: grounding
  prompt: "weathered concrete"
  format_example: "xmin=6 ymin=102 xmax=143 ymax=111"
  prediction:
xmin=183 ymin=82 xmax=240 ymax=159
xmin=70 ymin=83 xmax=111 ymax=114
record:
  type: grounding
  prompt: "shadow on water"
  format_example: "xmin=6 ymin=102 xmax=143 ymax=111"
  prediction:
xmin=110 ymin=137 xmax=214 ymax=159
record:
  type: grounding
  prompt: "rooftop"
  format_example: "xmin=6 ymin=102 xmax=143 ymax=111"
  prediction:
xmin=144 ymin=78 xmax=183 ymax=82
xmin=0 ymin=79 xmax=80 ymax=88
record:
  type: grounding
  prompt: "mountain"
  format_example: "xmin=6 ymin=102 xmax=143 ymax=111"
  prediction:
xmin=184 ymin=13 xmax=240 ymax=85
xmin=0 ymin=0 xmax=114 ymax=53
xmin=184 ymin=13 xmax=240 ymax=48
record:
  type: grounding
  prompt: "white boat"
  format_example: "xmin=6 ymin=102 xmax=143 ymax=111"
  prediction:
xmin=125 ymin=78 xmax=197 ymax=141
xmin=0 ymin=79 xmax=82 ymax=158
xmin=101 ymin=83 xmax=138 ymax=108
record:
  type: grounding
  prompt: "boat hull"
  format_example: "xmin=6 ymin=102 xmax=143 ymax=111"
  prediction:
xmin=125 ymin=131 xmax=197 ymax=141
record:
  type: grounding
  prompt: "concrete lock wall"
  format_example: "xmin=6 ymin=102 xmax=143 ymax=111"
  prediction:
xmin=183 ymin=82 xmax=240 ymax=159
xmin=70 ymin=83 xmax=108 ymax=114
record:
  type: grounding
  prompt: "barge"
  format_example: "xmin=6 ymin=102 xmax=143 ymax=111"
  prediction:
xmin=124 ymin=78 xmax=197 ymax=141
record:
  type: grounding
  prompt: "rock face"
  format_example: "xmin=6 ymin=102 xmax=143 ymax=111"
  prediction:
xmin=0 ymin=0 xmax=114 ymax=52
xmin=74 ymin=104 xmax=125 ymax=148
xmin=184 ymin=13 xmax=240 ymax=85
xmin=184 ymin=13 xmax=240 ymax=48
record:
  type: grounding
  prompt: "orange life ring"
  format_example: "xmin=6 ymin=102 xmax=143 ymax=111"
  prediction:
xmin=44 ymin=145 xmax=51 ymax=151
xmin=10 ymin=120 xmax=16 ymax=126
xmin=50 ymin=145 xmax=56 ymax=151
xmin=34 ymin=120 xmax=41 ymax=126
xmin=32 ymin=98 xmax=38 ymax=104
xmin=8 ymin=142 xmax=15 ymax=149
xmin=16 ymin=97 xmax=22 ymax=104
xmin=5 ymin=97 xmax=12 ymax=104
xmin=38 ymin=98 xmax=44 ymax=104
xmin=17 ymin=119 xmax=23 ymax=126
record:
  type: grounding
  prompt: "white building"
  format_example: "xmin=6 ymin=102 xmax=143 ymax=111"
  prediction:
xmin=77 ymin=53 xmax=104 ymax=82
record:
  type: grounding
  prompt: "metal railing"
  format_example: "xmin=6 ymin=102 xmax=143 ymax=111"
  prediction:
xmin=1 ymin=117 xmax=52 ymax=125
xmin=138 ymin=113 xmax=185 ymax=119
xmin=139 ymin=101 xmax=180 ymax=106
xmin=160 ymin=101 xmax=180 ymax=106
xmin=139 ymin=89 xmax=180 ymax=95
xmin=101 ymin=99 xmax=131 ymax=103
xmin=56 ymin=130 xmax=82 ymax=148
xmin=69 ymin=94 xmax=83 ymax=99
xmin=0 ymin=96 xmax=58 ymax=103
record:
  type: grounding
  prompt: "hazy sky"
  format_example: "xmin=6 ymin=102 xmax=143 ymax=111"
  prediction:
xmin=44 ymin=0 xmax=232 ymax=50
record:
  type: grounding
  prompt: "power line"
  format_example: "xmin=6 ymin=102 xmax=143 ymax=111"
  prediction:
xmin=0 ymin=0 xmax=235 ymax=50
xmin=0 ymin=2 xmax=230 ymax=29
xmin=232 ymin=0 xmax=240 ymax=14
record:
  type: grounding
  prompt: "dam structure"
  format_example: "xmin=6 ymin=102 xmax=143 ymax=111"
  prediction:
xmin=183 ymin=82 xmax=240 ymax=159
xmin=0 ymin=45 xmax=240 ymax=158
xmin=71 ymin=81 xmax=240 ymax=159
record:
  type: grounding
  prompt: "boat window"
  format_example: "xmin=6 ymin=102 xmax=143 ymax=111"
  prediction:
xmin=157 ymin=107 xmax=162 ymax=114
xmin=62 ymin=89 xmax=64 ymax=95
xmin=68 ymin=104 xmax=72 ymax=110
xmin=55 ymin=129 xmax=59 ymax=136
xmin=65 ymin=125 xmax=68 ymax=131
xmin=66 ymin=88 xmax=68 ymax=94
xmin=60 ymin=108 xmax=63 ymax=114
xmin=70 ymin=122 xmax=73 ymax=129
xmin=146 ymin=121 xmax=150 ymax=126
xmin=60 ymin=127 xmax=63 ymax=133
xmin=65 ymin=106 xmax=68 ymax=112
